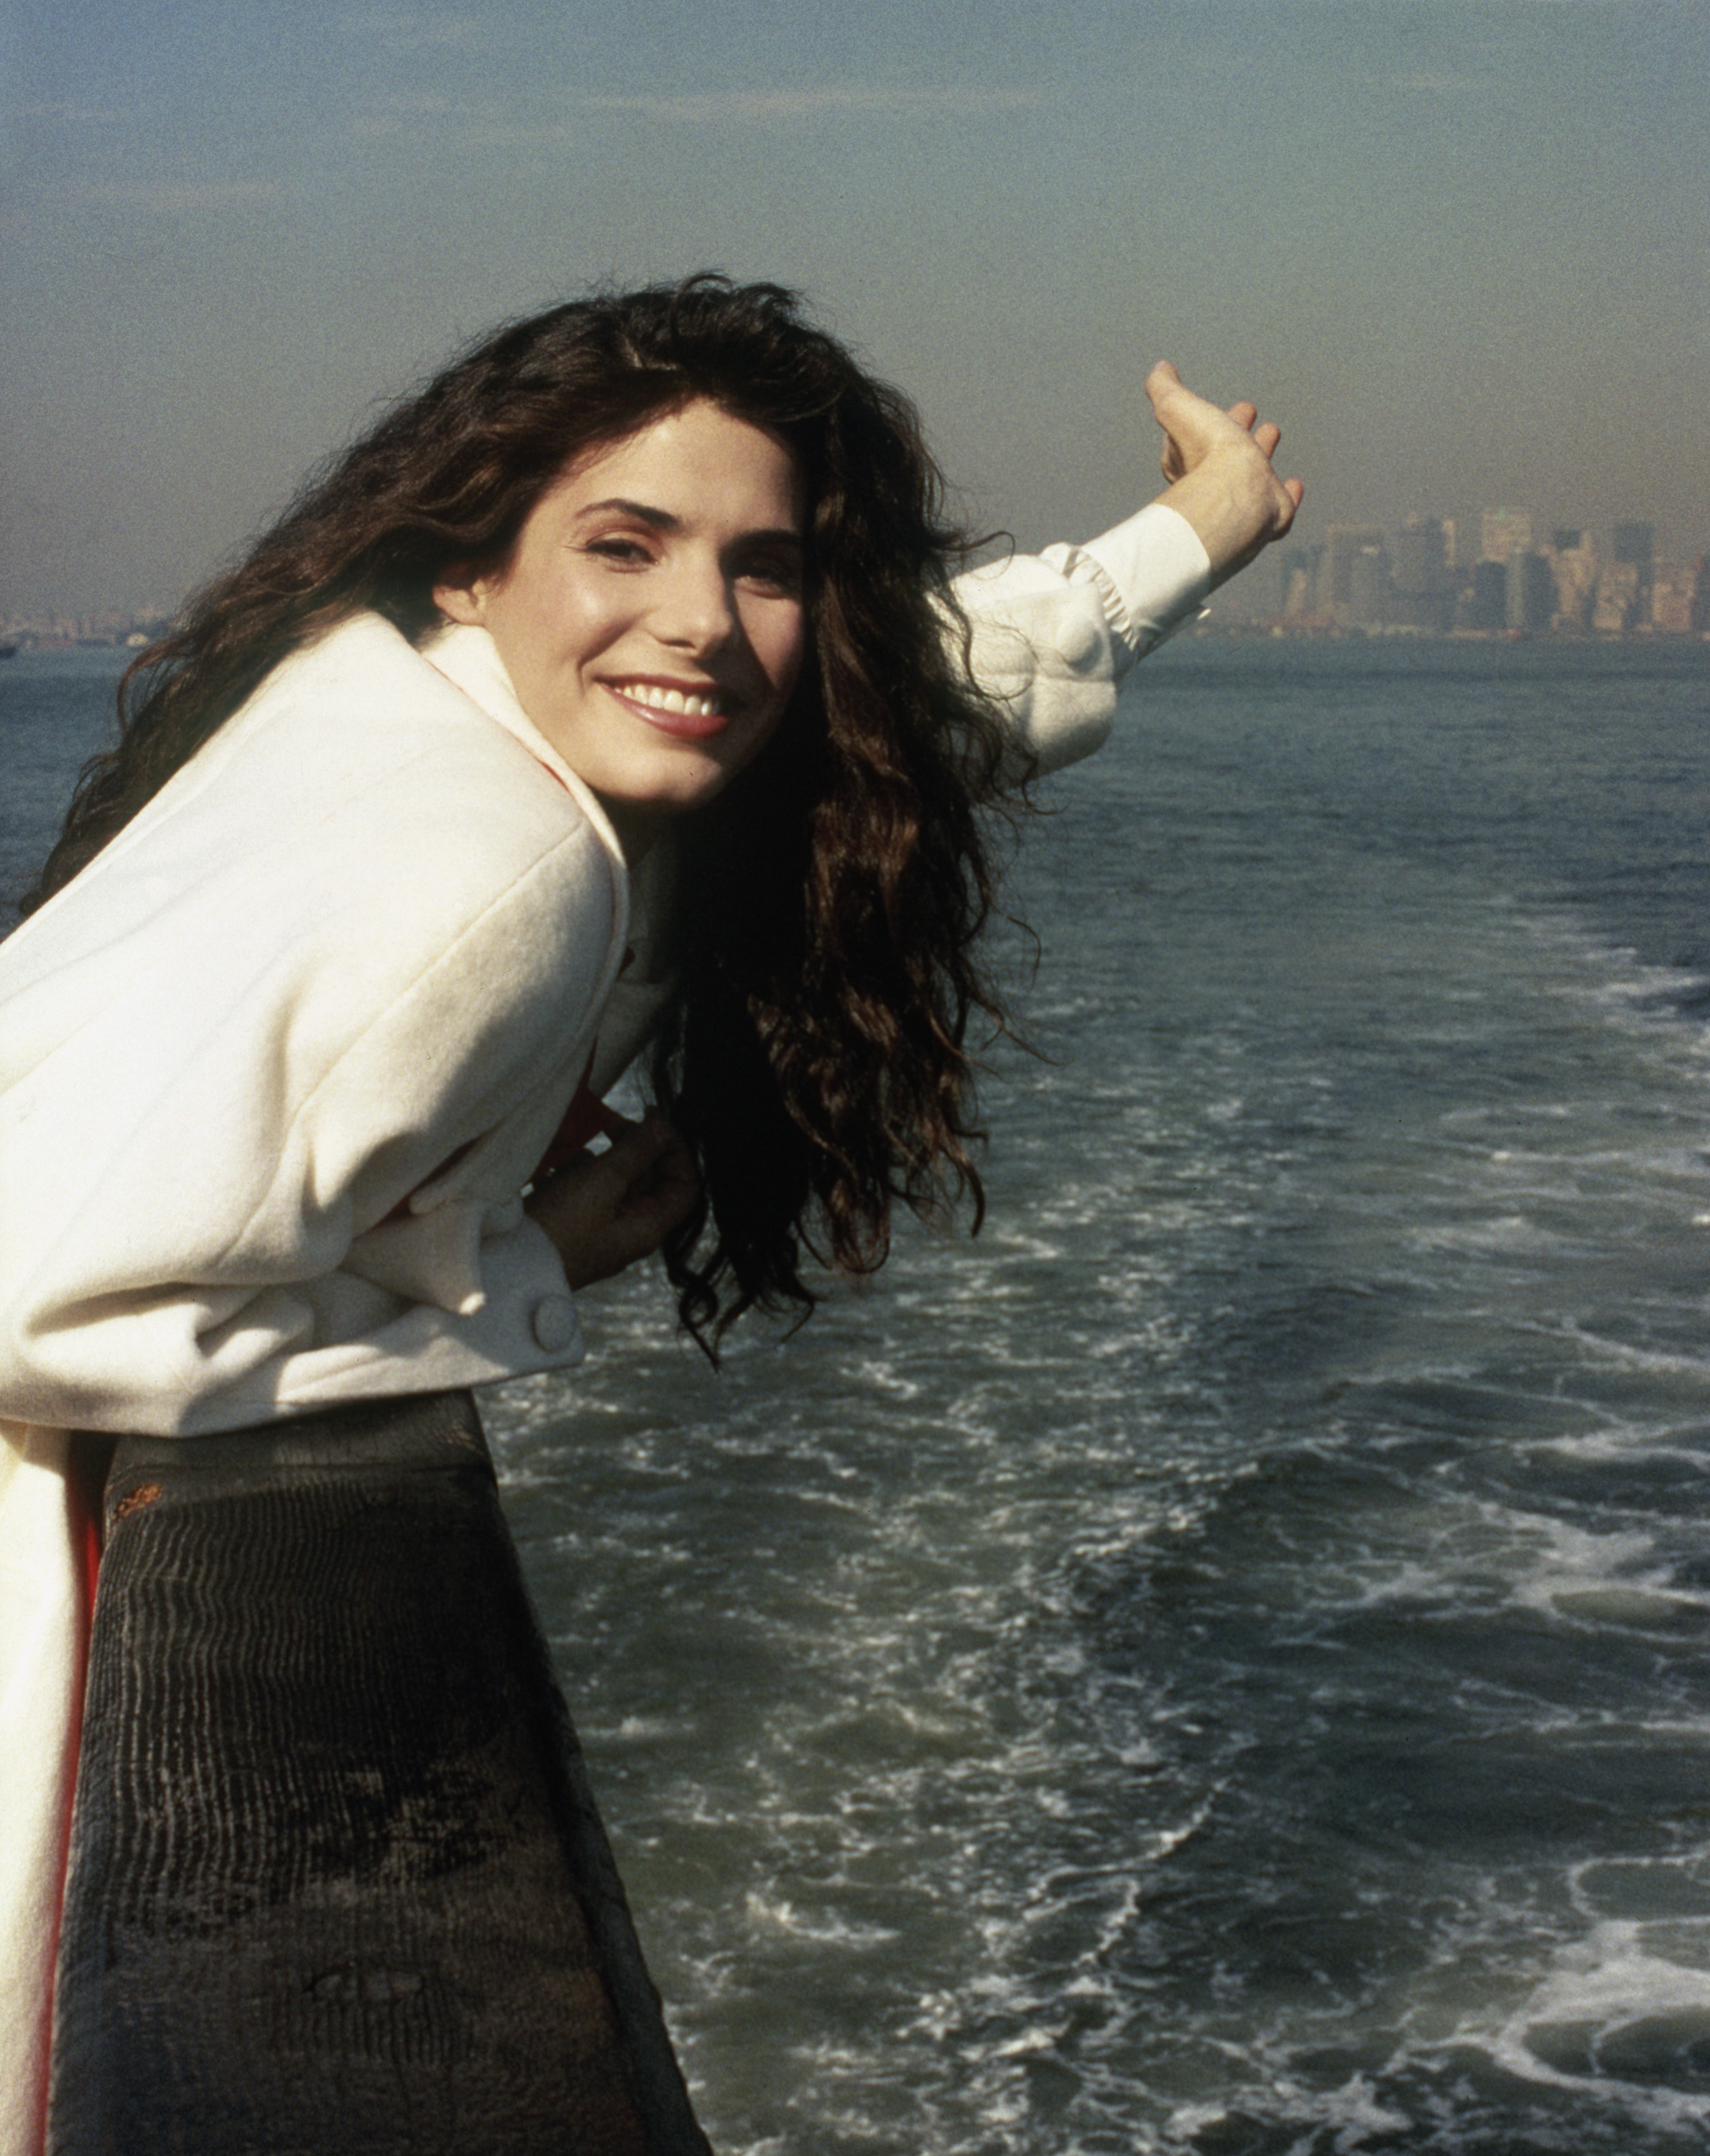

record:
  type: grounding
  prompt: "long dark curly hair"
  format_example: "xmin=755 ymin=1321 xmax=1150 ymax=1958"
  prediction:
xmin=24 ymin=275 xmax=1022 ymax=1342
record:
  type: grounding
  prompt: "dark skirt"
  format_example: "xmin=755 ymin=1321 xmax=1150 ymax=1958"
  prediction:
xmin=47 ymin=1391 xmax=710 ymax=2156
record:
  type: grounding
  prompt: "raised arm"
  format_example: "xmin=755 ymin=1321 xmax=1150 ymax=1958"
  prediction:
xmin=949 ymin=363 xmax=1303 ymax=775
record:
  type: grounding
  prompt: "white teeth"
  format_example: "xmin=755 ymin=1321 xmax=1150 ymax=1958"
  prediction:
xmin=611 ymin=681 xmax=722 ymax=717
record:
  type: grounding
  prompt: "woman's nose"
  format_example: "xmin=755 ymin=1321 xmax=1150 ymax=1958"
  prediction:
xmin=655 ymin=558 xmax=739 ymax=655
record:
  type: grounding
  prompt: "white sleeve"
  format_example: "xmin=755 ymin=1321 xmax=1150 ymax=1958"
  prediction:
xmin=950 ymin=501 xmax=1211 ymax=775
xmin=0 ymin=758 xmax=621 ymax=1437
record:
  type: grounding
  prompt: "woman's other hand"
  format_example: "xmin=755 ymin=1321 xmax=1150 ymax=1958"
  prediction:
xmin=1146 ymin=361 xmax=1304 ymax=589
xmin=526 ymin=1111 xmax=700 ymax=1291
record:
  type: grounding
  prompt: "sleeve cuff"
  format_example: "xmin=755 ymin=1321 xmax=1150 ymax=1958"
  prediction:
xmin=1043 ymin=502 xmax=1212 ymax=674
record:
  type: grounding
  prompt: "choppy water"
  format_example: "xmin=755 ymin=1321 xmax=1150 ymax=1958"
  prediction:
xmin=7 ymin=635 xmax=1710 ymax=2152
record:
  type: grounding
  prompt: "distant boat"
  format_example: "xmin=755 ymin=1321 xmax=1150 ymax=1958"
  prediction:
xmin=0 ymin=641 xmax=18 ymax=660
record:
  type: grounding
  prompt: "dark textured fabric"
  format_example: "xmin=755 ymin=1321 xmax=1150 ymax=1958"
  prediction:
xmin=47 ymin=1391 xmax=711 ymax=2156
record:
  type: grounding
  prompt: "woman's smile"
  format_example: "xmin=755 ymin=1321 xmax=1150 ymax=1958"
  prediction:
xmin=600 ymin=676 xmax=733 ymax=736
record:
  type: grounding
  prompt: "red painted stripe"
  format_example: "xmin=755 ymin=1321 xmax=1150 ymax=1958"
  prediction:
xmin=39 ymin=1462 xmax=100 ymax=2148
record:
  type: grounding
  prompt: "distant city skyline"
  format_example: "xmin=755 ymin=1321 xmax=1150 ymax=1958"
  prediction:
xmin=1258 ymin=507 xmax=1707 ymax=636
xmin=4 ymin=2 xmax=1707 ymax=619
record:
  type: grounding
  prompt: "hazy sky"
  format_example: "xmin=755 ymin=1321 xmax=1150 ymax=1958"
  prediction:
xmin=3 ymin=0 xmax=1707 ymax=614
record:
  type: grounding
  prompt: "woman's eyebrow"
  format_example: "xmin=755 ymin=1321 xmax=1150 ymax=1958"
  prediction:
xmin=576 ymin=497 xmax=804 ymax=547
xmin=578 ymin=496 xmax=680 ymax=530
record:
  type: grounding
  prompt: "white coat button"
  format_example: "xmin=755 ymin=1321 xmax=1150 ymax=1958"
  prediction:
xmin=530 ymin=1294 xmax=578 ymax=1354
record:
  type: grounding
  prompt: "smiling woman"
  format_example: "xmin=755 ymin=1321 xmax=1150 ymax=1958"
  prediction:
xmin=0 ymin=275 xmax=1298 ymax=2150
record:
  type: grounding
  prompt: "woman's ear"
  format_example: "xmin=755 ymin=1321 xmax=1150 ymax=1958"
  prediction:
xmin=432 ymin=571 xmax=489 ymax=626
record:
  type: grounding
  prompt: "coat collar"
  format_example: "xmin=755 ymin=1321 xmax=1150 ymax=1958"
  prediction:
xmin=416 ymin=617 xmax=677 ymax=985
xmin=417 ymin=619 xmax=627 ymax=860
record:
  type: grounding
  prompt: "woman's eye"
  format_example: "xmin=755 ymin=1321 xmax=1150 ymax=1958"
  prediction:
xmin=739 ymin=556 xmax=803 ymax=596
xmin=587 ymin=537 xmax=653 ymax=564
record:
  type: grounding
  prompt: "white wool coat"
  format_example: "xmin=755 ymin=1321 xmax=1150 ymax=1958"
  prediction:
xmin=0 ymin=502 xmax=1208 ymax=2150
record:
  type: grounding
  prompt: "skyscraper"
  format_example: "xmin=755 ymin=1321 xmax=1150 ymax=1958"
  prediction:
xmin=1347 ymin=543 xmax=1391 ymax=628
xmin=1506 ymin=553 xmax=1555 ymax=634
xmin=1323 ymin=526 xmax=1385 ymax=622
xmin=1464 ymin=560 xmax=1508 ymax=632
xmin=1593 ymin=563 xmax=1641 ymax=633
xmin=1480 ymin=508 xmax=1534 ymax=564
xmin=1548 ymin=535 xmax=1599 ymax=630
xmin=1613 ymin=522 xmax=1655 ymax=599
xmin=1390 ymin=518 xmax=1451 ymax=632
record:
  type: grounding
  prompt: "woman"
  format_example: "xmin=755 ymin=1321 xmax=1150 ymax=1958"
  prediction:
xmin=0 ymin=277 xmax=1299 ymax=2145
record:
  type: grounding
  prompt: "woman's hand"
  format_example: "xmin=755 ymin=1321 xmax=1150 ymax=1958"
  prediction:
xmin=525 ymin=1110 xmax=700 ymax=1291
xmin=1146 ymin=361 xmax=1304 ymax=589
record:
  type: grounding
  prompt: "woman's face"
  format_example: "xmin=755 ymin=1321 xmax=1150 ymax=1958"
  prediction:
xmin=435 ymin=399 xmax=809 ymax=852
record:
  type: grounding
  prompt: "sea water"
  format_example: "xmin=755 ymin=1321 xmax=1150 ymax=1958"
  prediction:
xmin=6 ymin=635 xmax=1710 ymax=2152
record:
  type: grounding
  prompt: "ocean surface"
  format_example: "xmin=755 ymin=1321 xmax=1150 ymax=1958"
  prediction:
xmin=6 ymin=632 xmax=1710 ymax=2153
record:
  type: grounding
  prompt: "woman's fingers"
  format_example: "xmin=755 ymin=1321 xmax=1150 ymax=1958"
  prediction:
xmin=612 ymin=1115 xmax=700 ymax=1233
xmin=527 ymin=1112 xmax=701 ymax=1289
xmin=1143 ymin=359 xmax=1303 ymax=582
